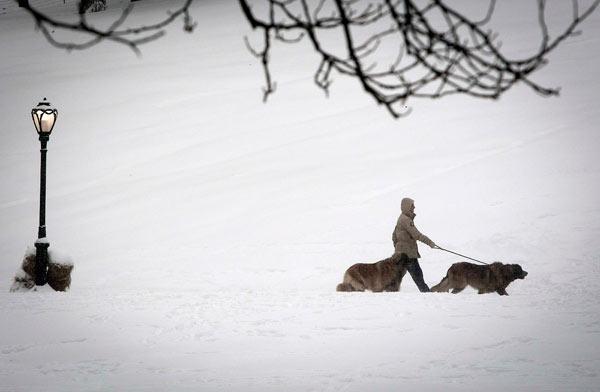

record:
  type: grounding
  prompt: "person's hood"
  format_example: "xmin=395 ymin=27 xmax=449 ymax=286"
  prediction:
xmin=401 ymin=198 xmax=415 ymax=218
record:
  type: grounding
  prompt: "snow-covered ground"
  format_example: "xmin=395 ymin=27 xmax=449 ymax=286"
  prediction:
xmin=1 ymin=1 xmax=599 ymax=390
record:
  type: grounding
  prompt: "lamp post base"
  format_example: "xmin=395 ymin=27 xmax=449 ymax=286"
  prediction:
xmin=34 ymin=240 xmax=49 ymax=285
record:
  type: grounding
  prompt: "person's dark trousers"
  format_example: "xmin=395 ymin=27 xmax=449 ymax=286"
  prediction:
xmin=400 ymin=253 xmax=430 ymax=292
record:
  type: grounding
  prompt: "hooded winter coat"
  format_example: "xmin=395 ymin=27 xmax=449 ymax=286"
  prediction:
xmin=392 ymin=198 xmax=435 ymax=258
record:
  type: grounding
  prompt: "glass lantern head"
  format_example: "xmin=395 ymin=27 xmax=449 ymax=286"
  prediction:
xmin=31 ymin=98 xmax=58 ymax=135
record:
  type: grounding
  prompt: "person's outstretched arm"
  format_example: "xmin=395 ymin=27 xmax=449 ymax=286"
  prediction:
xmin=402 ymin=218 xmax=436 ymax=248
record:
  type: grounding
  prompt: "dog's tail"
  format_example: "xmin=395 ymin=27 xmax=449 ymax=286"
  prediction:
xmin=336 ymin=283 xmax=354 ymax=292
xmin=430 ymin=276 xmax=450 ymax=293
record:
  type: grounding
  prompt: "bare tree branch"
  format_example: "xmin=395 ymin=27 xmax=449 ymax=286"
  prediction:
xmin=13 ymin=0 xmax=600 ymax=117
xmin=238 ymin=0 xmax=599 ymax=117
xmin=15 ymin=0 xmax=196 ymax=54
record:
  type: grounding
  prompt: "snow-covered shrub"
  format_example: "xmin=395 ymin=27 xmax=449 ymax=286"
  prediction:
xmin=10 ymin=246 xmax=74 ymax=292
xmin=9 ymin=268 xmax=35 ymax=292
xmin=21 ymin=247 xmax=36 ymax=277
xmin=47 ymin=257 xmax=74 ymax=292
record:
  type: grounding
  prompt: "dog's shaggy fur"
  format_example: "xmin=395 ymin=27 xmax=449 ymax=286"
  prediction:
xmin=336 ymin=253 xmax=408 ymax=292
xmin=431 ymin=262 xmax=527 ymax=295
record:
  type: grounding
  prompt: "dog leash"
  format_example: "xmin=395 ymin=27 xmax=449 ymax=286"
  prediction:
xmin=435 ymin=246 xmax=490 ymax=265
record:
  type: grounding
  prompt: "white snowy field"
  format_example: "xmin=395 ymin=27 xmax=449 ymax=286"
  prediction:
xmin=1 ymin=0 xmax=600 ymax=390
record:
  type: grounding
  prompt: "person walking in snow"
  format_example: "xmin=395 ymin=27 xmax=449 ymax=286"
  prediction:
xmin=392 ymin=197 xmax=437 ymax=292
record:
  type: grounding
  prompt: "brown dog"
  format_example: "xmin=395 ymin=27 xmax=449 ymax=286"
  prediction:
xmin=431 ymin=262 xmax=527 ymax=295
xmin=336 ymin=253 xmax=408 ymax=292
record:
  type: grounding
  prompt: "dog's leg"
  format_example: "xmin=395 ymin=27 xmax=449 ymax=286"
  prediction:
xmin=349 ymin=278 xmax=366 ymax=292
xmin=496 ymin=288 xmax=509 ymax=296
xmin=345 ymin=269 xmax=367 ymax=292
xmin=451 ymin=287 xmax=465 ymax=294
xmin=431 ymin=276 xmax=450 ymax=292
xmin=395 ymin=269 xmax=407 ymax=292
xmin=383 ymin=275 xmax=402 ymax=292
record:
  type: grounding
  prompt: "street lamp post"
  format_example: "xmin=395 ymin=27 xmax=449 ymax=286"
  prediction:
xmin=31 ymin=98 xmax=58 ymax=286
